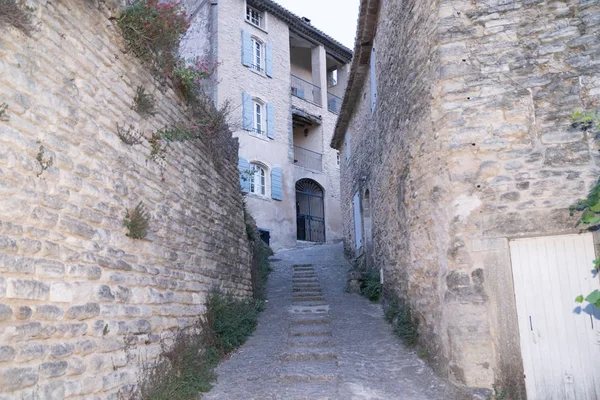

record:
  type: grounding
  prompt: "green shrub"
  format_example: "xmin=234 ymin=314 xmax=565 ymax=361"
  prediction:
xmin=0 ymin=102 xmax=8 ymax=121
xmin=117 ymin=0 xmax=189 ymax=75
xmin=0 ymin=0 xmax=33 ymax=34
xmin=360 ymin=269 xmax=381 ymax=302
xmin=206 ymin=290 xmax=261 ymax=355
xmin=173 ymin=58 xmax=218 ymax=103
xmin=384 ymin=297 xmax=418 ymax=347
xmin=132 ymin=86 xmax=157 ymax=117
xmin=124 ymin=202 xmax=150 ymax=239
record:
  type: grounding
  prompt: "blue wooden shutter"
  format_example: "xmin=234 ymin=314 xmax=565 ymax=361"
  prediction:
xmin=266 ymin=103 xmax=275 ymax=139
xmin=241 ymin=30 xmax=252 ymax=67
xmin=370 ymin=46 xmax=377 ymax=113
xmin=353 ymin=192 xmax=362 ymax=248
xmin=265 ymin=43 xmax=273 ymax=77
xmin=242 ymin=92 xmax=253 ymax=131
xmin=271 ymin=167 xmax=282 ymax=201
xmin=238 ymin=157 xmax=250 ymax=192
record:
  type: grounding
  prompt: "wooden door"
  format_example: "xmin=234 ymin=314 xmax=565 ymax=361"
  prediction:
xmin=509 ymin=233 xmax=600 ymax=400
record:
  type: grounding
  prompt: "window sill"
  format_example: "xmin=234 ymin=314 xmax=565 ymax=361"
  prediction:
xmin=245 ymin=192 xmax=271 ymax=202
xmin=248 ymin=67 xmax=267 ymax=79
xmin=245 ymin=20 xmax=268 ymax=34
xmin=246 ymin=130 xmax=272 ymax=141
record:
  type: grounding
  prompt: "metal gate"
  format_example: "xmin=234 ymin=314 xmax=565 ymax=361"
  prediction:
xmin=296 ymin=179 xmax=325 ymax=242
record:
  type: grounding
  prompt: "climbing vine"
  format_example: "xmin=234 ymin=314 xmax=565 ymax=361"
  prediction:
xmin=569 ymin=109 xmax=600 ymax=309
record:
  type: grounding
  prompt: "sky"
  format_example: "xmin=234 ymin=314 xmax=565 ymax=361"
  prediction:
xmin=275 ymin=0 xmax=360 ymax=49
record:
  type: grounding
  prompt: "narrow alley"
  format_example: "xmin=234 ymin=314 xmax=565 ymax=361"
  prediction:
xmin=204 ymin=244 xmax=459 ymax=400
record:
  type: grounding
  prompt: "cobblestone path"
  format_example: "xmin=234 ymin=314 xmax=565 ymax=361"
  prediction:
xmin=204 ymin=243 xmax=460 ymax=400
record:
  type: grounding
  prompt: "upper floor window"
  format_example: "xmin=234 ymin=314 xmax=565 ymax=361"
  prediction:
xmin=253 ymin=100 xmax=266 ymax=136
xmin=246 ymin=5 xmax=264 ymax=28
xmin=328 ymin=68 xmax=338 ymax=88
xmin=251 ymin=38 xmax=263 ymax=72
xmin=250 ymin=164 xmax=267 ymax=196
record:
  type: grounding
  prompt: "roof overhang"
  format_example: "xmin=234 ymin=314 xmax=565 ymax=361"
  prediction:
xmin=247 ymin=0 xmax=353 ymax=64
xmin=330 ymin=0 xmax=381 ymax=149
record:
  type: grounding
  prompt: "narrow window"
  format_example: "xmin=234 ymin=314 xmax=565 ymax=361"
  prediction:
xmin=328 ymin=68 xmax=338 ymax=87
xmin=253 ymin=101 xmax=264 ymax=135
xmin=246 ymin=5 xmax=263 ymax=28
xmin=251 ymin=38 xmax=263 ymax=72
xmin=250 ymin=164 xmax=267 ymax=195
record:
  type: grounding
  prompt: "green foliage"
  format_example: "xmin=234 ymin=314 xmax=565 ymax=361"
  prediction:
xmin=570 ymin=110 xmax=600 ymax=132
xmin=36 ymin=145 xmax=53 ymax=177
xmin=206 ymin=290 xmax=261 ymax=355
xmin=121 ymin=319 xmax=219 ymax=400
xmin=132 ymin=86 xmax=157 ymax=117
xmin=243 ymin=201 xmax=274 ymax=302
xmin=486 ymin=384 xmax=508 ymax=400
xmin=116 ymin=123 xmax=144 ymax=145
xmin=124 ymin=201 xmax=150 ymax=239
xmin=117 ymin=0 xmax=189 ymax=75
xmin=0 ymin=0 xmax=34 ymax=34
xmin=384 ymin=297 xmax=418 ymax=347
xmin=359 ymin=269 xmax=381 ymax=302
xmin=173 ymin=58 xmax=218 ymax=103
xmin=0 ymin=102 xmax=8 ymax=121
xmin=570 ymin=176 xmax=600 ymax=309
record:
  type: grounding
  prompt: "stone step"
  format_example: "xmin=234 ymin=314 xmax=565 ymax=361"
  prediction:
xmin=293 ymin=293 xmax=326 ymax=300
xmin=290 ymin=305 xmax=329 ymax=314
xmin=290 ymin=326 xmax=332 ymax=337
xmin=287 ymin=336 xmax=334 ymax=348
xmin=292 ymin=301 xmax=328 ymax=307
xmin=292 ymin=287 xmax=322 ymax=292
xmin=290 ymin=316 xmax=330 ymax=326
xmin=293 ymin=273 xmax=318 ymax=278
xmin=279 ymin=349 xmax=338 ymax=362
xmin=279 ymin=361 xmax=339 ymax=383
xmin=279 ymin=382 xmax=339 ymax=400
xmin=292 ymin=279 xmax=319 ymax=284
xmin=292 ymin=264 xmax=313 ymax=268
xmin=292 ymin=267 xmax=315 ymax=271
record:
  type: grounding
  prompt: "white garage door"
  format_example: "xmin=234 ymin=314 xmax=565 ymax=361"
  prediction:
xmin=509 ymin=233 xmax=600 ymax=400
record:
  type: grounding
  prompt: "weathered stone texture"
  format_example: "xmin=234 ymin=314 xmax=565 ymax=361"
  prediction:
xmin=0 ymin=0 xmax=252 ymax=397
xmin=338 ymin=0 xmax=600 ymax=395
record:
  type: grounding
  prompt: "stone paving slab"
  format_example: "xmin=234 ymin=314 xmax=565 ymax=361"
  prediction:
xmin=203 ymin=243 xmax=462 ymax=400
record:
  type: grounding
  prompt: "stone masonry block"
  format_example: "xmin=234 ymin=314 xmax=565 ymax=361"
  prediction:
xmin=0 ymin=305 xmax=12 ymax=321
xmin=49 ymin=282 xmax=72 ymax=303
xmin=0 ymin=367 xmax=38 ymax=392
xmin=0 ymin=346 xmax=15 ymax=363
xmin=39 ymin=361 xmax=68 ymax=378
xmin=5 ymin=279 xmax=50 ymax=300
xmin=35 ymin=305 xmax=64 ymax=321
xmin=16 ymin=343 xmax=47 ymax=362
xmin=67 ymin=303 xmax=100 ymax=321
xmin=50 ymin=343 xmax=74 ymax=359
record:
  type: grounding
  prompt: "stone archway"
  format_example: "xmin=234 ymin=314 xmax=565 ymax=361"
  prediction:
xmin=295 ymin=179 xmax=325 ymax=242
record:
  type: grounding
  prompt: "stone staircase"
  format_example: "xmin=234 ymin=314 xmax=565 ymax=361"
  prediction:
xmin=279 ymin=264 xmax=339 ymax=398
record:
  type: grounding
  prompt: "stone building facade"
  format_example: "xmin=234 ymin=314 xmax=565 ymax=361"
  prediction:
xmin=0 ymin=1 xmax=252 ymax=398
xmin=332 ymin=0 xmax=600 ymax=397
xmin=182 ymin=0 xmax=352 ymax=251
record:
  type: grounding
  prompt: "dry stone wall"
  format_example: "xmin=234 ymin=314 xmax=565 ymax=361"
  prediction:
xmin=0 ymin=1 xmax=252 ymax=398
xmin=340 ymin=0 xmax=600 ymax=395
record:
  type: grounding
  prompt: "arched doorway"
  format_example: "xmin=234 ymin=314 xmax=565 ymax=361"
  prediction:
xmin=295 ymin=179 xmax=325 ymax=242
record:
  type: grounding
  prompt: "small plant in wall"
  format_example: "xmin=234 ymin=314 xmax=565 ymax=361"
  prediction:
xmin=124 ymin=201 xmax=150 ymax=239
xmin=570 ymin=109 xmax=600 ymax=310
xmin=116 ymin=123 xmax=144 ymax=145
xmin=0 ymin=102 xmax=8 ymax=121
xmin=0 ymin=0 xmax=34 ymax=34
xmin=36 ymin=144 xmax=53 ymax=177
xmin=117 ymin=0 xmax=189 ymax=75
xmin=173 ymin=58 xmax=218 ymax=103
xmin=132 ymin=86 xmax=157 ymax=117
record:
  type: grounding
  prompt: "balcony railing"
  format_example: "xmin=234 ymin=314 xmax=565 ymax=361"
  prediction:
xmin=291 ymin=74 xmax=322 ymax=106
xmin=327 ymin=92 xmax=342 ymax=114
xmin=294 ymin=146 xmax=323 ymax=172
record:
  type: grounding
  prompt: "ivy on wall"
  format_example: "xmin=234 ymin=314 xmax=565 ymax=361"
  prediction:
xmin=569 ymin=110 xmax=600 ymax=309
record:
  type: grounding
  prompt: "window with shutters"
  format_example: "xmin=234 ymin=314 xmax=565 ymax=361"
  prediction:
xmin=251 ymin=38 xmax=263 ymax=72
xmin=253 ymin=99 xmax=266 ymax=136
xmin=250 ymin=163 xmax=267 ymax=196
xmin=246 ymin=5 xmax=264 ymax=29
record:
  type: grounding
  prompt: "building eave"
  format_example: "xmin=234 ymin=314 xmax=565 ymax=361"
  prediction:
xmin=247 ymin=0 xmax=353 ymax=64
xmin=330 ymin=0 xmax=380 ymax=149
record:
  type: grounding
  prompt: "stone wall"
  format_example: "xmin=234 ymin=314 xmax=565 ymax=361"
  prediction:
xmin=0 ymin=1 xmax=252 ymax=398
xmin=338 ymin=0 xmax=600 ymax=395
